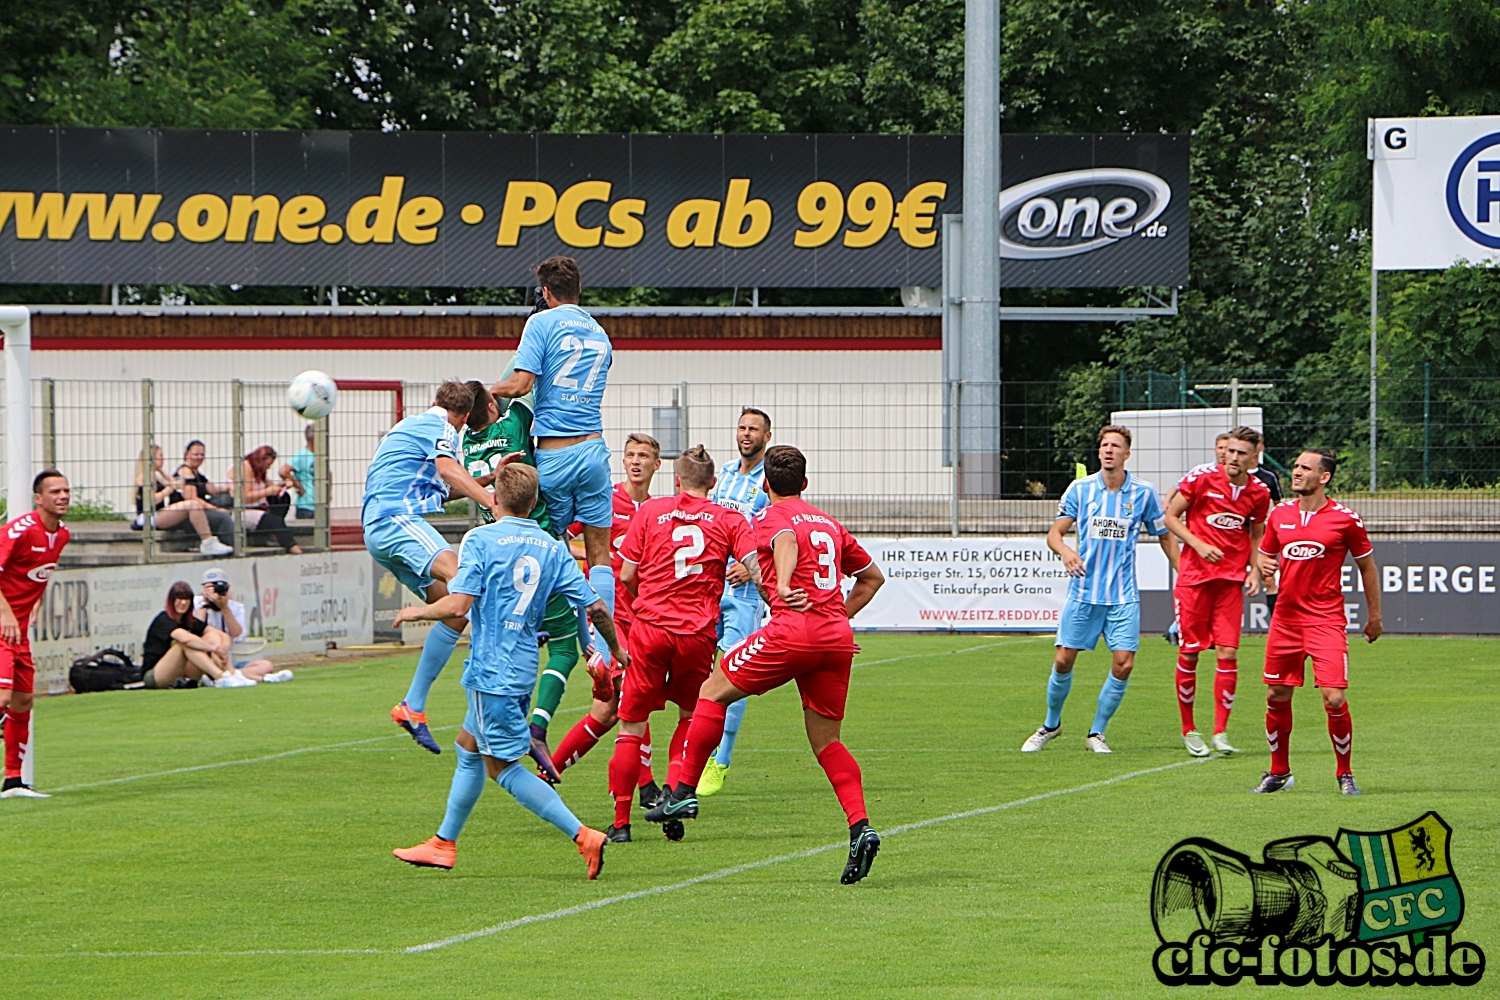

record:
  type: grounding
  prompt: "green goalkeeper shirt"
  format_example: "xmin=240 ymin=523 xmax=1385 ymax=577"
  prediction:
xmin=462 ymin=396 xmax=553 ymax=534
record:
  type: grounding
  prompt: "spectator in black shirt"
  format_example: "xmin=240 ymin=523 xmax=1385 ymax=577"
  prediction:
xmin=175 ymin=440 xmax=232 ymax=507
xmin=141 ymin=582 xmax=231 ymax=689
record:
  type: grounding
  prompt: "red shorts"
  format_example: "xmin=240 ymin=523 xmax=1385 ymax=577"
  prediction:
xmin=721 ymin=621 xmax=854 ymax=721
xmin=1175 ymin=578 xmax=1244 ymax=653
xmin=0 ymin=637 xmax=35 ymax=694
xmin=1263 ymin=617 xmax=1349 ymax=689
xmin=617 ymin=620 xmax=716 ymax=722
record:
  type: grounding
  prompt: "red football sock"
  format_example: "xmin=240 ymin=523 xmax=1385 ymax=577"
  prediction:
xmin=1213 ymin=659 xmax=1238 ymax=735
xmin=1175 ymin=654 xmax=1198 ymax=735
xmin=637 ymin=723 xmax=656 ymax=788
xmin=1325 ymin=700 xmax=1353 ymax=777
xmin=553 ymin=711 xmax=612 ymax=773
xmin=607 ymin=733 xmax=643 ymax=828
xmin=665 ymin=717 xmax=693 ymax=789
xmin=816 ymin=741 xmax=868 ymax=827
xmin=1266 ymin=698 xmax=1293 ymax=775
xmin=678 ymin=699 xmax=727 ymax=789
xmin=4 ymin=708 xmax=29 ymax=780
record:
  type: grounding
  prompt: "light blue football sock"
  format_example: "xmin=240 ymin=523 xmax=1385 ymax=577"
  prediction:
xmin=497 ymin=761 xmax=582 ymax=838
xmin=404 ymin=620 xmax=462 ymax=713
xmin=713 ymin=697 xmax=748 ymax=767
xmin=436 ymin=745 xmax=485 ymax=842
xmin=1092 ymin=673 xmax=1130 ymax=736
xmin=586 ymin=565 xmax=616 ymax=653
xmin=1044 ymin=667 xmax=1073 ymax=730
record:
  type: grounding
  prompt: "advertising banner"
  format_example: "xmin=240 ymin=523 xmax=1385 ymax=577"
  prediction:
xmin=0 ymin=128 xmax=1188 ymax=289
xmin=27 ymin=551 xmax=374 ymax=693
xmin=1370 ymin=115 xmax=1500 ymax=270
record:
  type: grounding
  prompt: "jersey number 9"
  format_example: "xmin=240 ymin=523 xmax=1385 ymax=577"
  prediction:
xmin=512 ymin=554 xmax=542 ymax=615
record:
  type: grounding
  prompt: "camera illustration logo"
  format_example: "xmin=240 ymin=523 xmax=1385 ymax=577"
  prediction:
xmin=1151 ymin=813 xmax=1485 ymax=986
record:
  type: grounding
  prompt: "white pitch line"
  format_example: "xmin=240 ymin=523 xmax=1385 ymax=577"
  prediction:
xmin=13 ymin=756 xmax=1207 ymax=960
xmin=852 ymin=635 xmax=1048 ymax=669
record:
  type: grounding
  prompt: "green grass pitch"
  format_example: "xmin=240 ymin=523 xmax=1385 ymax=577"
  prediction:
xmin=3 ymin=634 xmax=1495 ymax=998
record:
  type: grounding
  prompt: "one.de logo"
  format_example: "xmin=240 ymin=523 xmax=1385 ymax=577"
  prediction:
xmin=1445 ymin=132 xmax=1500 ymax=249
xmin=1282 ymin=541 xmax=1326 ymax=561
xmin=26 ymin=562 xmax=55 ymax=582
xmin=1207 ymin=512 xmax=1246 ymax=530
xmin=999 ymin=169 xmax=1171 ymax=259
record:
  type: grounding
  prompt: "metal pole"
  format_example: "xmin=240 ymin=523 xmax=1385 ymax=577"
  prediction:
xmin=232 ymin=379 xmax=247 ymax=556
xmin=1422 ymin=361 xmax=1431 ymax=487
xmin=679 ymin=381 xmax=689 ymax=451
xmin=941 ymin=213 xmax=963 ymax=467
xmin=960 ymin=0 xmax=1001 ymax=497
xmin=41 ymin=378 xmax=56 ymax=469
xmin=314 ymin=415 xmax=330 ymax=551
xmin=140 ymin=378 xmax=155 ymax=564
xmin=950 ymin=379 xmax=961 ymax=538
xmin=1 ymin=307 xmax=32 ymax=517
xmin=1229 ymin=377 xmax=1241 ymax=428
xmin=1370 ymin=268 xmax=1379 ymax=493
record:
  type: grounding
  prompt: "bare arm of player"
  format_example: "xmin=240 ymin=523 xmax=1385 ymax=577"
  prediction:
xmin=844 ymin=562 xmax=885 ymax=619
xmin=434 ymin=456 xmax=503 ymax=520
xmin=771 ymin=531 xmax=811 ymax=611
xmin=1047 ymin=517 xmax=1085 ymax=577
xmin=1157 ymin=531 xmax=1181 ymax=574
xmin=1164 ymin=491 xmax=1223 ymax=563
xmin=394 ymin=592 xmax=475 ymax=625
xmin=1356 ymin=554 xmax=1383 ymax=643
xmin=586 ymin=600 xmax=630 ymax=667
xmin=1244 ymin=522 xmax=1265 ymax=596
xmin=490 ymin=370 xmax=536 ymax=399
xmin=619 ymin=558 xmax=639 ymax=597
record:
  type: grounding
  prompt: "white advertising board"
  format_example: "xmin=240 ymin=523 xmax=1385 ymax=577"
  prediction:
xmin=1370 ymin=115 xmax=1500 ymax=270
xmin=851 ymin=537 xmax=1170 ymax=632
xmin=27 ymin=551 xmax=374 ymax=693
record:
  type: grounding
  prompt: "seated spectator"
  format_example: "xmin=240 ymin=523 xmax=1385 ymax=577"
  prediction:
xmin=175 ymin=439 xmax=233 ymax=508
xmin=141 ymin=582 xmax=245 ymax=688
xmin=238 ymin=445 xmax=303 ymax=554
xmin=135 ymin=446 xmax=234 ymax=556
xmin=194 ymin=568 xmax=292 ymax=683
xmin=278 ymin=424 xmax=322 ymax=522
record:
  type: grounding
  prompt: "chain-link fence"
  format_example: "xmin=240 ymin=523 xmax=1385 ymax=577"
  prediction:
xmin=3 ymin=374 xmax=1499 ymax=555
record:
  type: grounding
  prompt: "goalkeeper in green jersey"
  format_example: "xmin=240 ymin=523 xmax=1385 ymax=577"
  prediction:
xmin=462 ymin=378 xmax=580 ymax=782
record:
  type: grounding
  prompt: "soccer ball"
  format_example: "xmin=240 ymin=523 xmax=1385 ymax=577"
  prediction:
xmin=287 ymin=370 xmax=338 ymax=420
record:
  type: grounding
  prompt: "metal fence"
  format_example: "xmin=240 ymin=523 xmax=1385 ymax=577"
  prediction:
xmin=3 ymin=374 xmax=1500 ymax=548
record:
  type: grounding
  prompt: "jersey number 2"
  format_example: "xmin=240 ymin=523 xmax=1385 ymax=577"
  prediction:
xmin=512 ymin=555 xmax=542 ymax=615
xmin=809 ymin=530 xmax=838 ymax=590
xmin=673 ymin=525 xmax=706 ymax=579
xmin=553 ymin=336 xmax=609 ymax=391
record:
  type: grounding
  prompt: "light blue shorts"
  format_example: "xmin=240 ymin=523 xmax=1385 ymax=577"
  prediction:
xmin=1056 ymin=599 xmax=1141 ymax=652
xmin=535 ymin=437 xmax=613 ymax=531
xmin=717 ymin=586 xmax=767 ymax=652
xmin=364 ymin=512 xmax=449 ymax=598
xmin=464 ymin=687 xmax=532 ymax=761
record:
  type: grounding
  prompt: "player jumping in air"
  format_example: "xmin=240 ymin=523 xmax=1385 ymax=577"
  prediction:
xmin=0 ymin=470 xmax=71 ymax=798
xmin=646 ymin=446 xmax=887 ymax=883
xmin=366 ymin=381 xmax=512 ymax=755
xmin=607 ymin=445 xmax=760 ymax=842
xmin=697 ymin=406 xmax=773 ymax=798
xmin=391 ymin=464 xmax=627 ymax=877
xmin=1022 ymin=425 xmax=1179 ymax=755
xmin=548 ymin=434 xmax=664 ymax=809
xmin=491 ymin=256 xmax=619 ymax=664
xmin=1252 ymin=449 xmax=1381 ymax=796
xmin=1163 ymin=426 xmax=1272 ymax=757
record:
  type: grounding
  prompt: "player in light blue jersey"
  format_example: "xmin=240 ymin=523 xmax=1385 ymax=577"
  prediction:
xmin=697 ymin=407 xmax=773 ymax=798
xmin=491 ymin=256 xmax=620 ymax=659
xmin=1021 ymin=425 xmax=1179 ymax=755
xmin=391 ymin=464 xmax=628 ymax=879
xmin=365 ymin=381 xmax=516 ymax=756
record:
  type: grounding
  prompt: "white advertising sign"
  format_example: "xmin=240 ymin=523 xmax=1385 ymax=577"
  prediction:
xmin=1370 ymin=115 xmax=1500 ymax=270
xmin=27 ymin=551 xmax=374 ymax=693
xmin=851 ymin=537 xmax=1170 ymax=632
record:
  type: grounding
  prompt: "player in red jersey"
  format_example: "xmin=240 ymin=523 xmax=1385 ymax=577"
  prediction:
xmin=1164 ymin=426 xmax=1272 ymax=757
xmin=0 ymin=470 xmax=72 ymax=798
xmin=604 ymin=445 xmax=759 ymax=842
xmin=647 ymin=445 xmax=887 ymax=883
xmin=548 ymin=433 xmax=662 ymax=807
xmin=1251 ymin=448 xmax=1381 ymax=796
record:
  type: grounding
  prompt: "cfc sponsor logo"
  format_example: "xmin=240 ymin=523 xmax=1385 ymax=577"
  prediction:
xmin=1207 ymin=512 xmax=1247 ymax=531
xmin=1282 ymin=541 xmax=1326 ymax=562
xmin=1445 ymin=131 xmax=1500 ymax=249
xmin=26 ymin=562 xmax=56 ymax=582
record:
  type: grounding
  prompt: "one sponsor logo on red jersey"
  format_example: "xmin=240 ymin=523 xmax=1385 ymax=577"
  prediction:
xmin=26 ymin=563 xmax=56 ymax=583
xmin=1282 ymin=541 xmax=1326 ymax=561
xmin=1207 ymin=512 xmax=1246 ymax=530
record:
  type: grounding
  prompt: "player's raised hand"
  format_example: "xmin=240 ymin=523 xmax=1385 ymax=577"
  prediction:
xmin=1363 ymin=614 xmax=1383 ymax=643
xmin=495 ymin=450 xmax=527 ymax=469
xmin=391 ymin=606 xmax=421 ymax=627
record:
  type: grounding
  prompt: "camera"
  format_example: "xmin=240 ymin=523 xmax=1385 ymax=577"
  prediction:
xmin=212 ymin=580 xmax=230 ymax=596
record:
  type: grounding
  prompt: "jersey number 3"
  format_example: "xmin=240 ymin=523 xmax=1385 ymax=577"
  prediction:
xmin=673 ymin=524 xmax=706 ymax=579
xmin=553 ymin=336 xmax=608 ymax=391
xmin=809 ymin=530 xmax=838 ymax=590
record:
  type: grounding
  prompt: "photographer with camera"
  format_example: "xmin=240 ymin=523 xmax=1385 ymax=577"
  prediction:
xmin=194 ymin=569 xmax=292 ymax=684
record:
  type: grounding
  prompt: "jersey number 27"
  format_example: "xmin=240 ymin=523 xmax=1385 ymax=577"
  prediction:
xmin=553 ymin=336 xmax=608 ymax=391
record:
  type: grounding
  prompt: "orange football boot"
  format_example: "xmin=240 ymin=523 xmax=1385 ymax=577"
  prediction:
xmin=585 ymin=650 xmax=615 ymax=702
xmin=393 ymin=836 xmax=457 ymax=869
xmin=575 ymin=826 xmax=607 ymax=880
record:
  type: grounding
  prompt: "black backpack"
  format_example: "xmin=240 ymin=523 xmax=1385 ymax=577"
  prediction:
xmin=69 ymin=648 xmax=143 ymax=692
